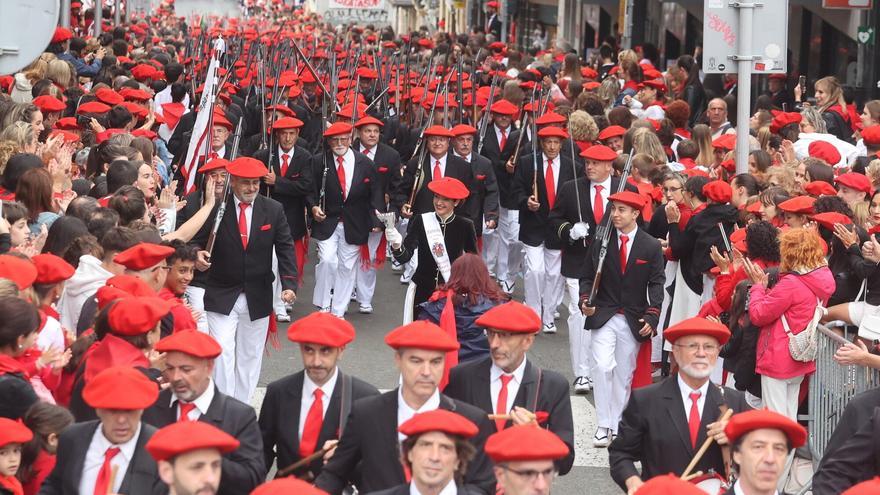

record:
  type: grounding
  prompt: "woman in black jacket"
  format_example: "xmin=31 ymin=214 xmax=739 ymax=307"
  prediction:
xmin=675 ymin=55 xmax=707 ymax=128
xmin=0 ymin=295 xmax=40 ymax=420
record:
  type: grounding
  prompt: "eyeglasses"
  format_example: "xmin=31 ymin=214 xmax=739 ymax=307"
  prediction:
xmin=501 ymin=465 xmax=557 ymax=483
xmin=662 ymin=186 xmax=683 ymax=193
xmin=673 ymin=343 xmax=720 ymax=353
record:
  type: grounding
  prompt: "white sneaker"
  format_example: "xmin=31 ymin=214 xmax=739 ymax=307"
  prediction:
xmin=574 ymin=376 xmax=591 ymax=394
xmin=358 ymin=304 xmax=373 ymax=314
xmin=319 ymin=307 xmax=331 ymax=313
xmin=501 ymin=280 xmax=515 ymax=294
xmin=275 ymin=313 xmax=291 ymax=322
xmin=391 ymin=261 xmax=403 ymax=272
xmin=553 ymin=310 xmax=560 ymax=320
xmin=350 ymin=289 xmax=357 ymax=301
xmin=400 ymin=274 xmax=412 ymax=284
xmin=593 ymin=427 xmax=610 ymax=448
xmin=542 ymin=322 xmax=557 ymax=334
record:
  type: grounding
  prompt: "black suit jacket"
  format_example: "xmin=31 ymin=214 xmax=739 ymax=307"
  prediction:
xmin=444 ymin=357 xmax=575 ymax=475
xmin=356 ymin=140 xmax=402 ymax=201
xmin=478 ymin=124 xmax=519 ymax=209
xmin=458 ymin=153 xmax=499 ymax=237
xmin=812 ymin=405 xmax=880 ymax=494
xmin=307 ymin=151 xmax=385 ymax=246
xmin=549 ymin=177 xmax=637 ymax=278
xmin=608 ymin=377 xmax=751 ymax=490
xmin=141 ymin=387 xmax=267 ymax=495
xmin=258 ymin=370 xmax=380 ymax=477
xmin=392 ymin=154 xmax=475 ymax=220
xmin=512 ymin=153 xmax=580 ymax=249
xmin=254 ymin=145 xmax=313 ymax=240
xmin=191 ymin=194 xmax=298 ymax=318
xmin=579 ymin=227 xmax=665 ymax=338
xmin=668 ymin=203 xmax=738 ymax=294
xmin=817 ymin=387 xmax=880 ymax=471
xmin=38 ymin=421 xmax=163 ymax=495
xmin=314 ymin=389 xmax=496 ymax=495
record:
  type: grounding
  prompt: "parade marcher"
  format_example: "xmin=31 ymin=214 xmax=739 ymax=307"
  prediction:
xmin=314 ymin=321 xmax=495 ymax=495
xmin=444 ymin=300 xmax=575 ymax=474
xmin=632 ymin=474 xmax=706 ymax=495
xmin=813 ymin=406 xmax=880 ymax=493
xmin=145 ymin=420 xmax=240 ymax=495
xmin=39 ymin=366 xmax=163 ymax=495
xmin=367 ymin=409 xmax=480 ymax=495
xmin=549 ymin=144 xmax=636 ymax=393
xmin=484 ymin=1 xmax=502 ymax=39
xmin=192 ymin=156 xmax=298 ymax=403
xmin=514 ymin=126 xmax=580 ymax=334
xmin=722 ymin=409 xmax=807 ymax=495
xmin=308 ymin=122 xmax=384 ymax=317
xmin=579 ymin=191 xmax=665 ymax=447
xmin=483 ymin=424 xmax=571 ymax=495
xmin=259 ymin=312 xmax=379 ymax=481
xmin=609 ymin=317 xmax=751 ymax=493
xmin=451 ymin=124 xmax=499 ymax=249
xmin=251 ymin=477 xmax=329 ymax=495
xmin=385 ymin=177 xmax=478 ymax=320
xmin=141 ymin=330 xmax=267 ymax=495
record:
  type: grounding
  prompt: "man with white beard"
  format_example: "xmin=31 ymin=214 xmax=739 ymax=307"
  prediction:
xmin=608 ymin=317 xmax=752 ymax=494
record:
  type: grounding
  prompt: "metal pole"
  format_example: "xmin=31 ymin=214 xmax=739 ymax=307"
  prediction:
xmin=734 ymin=1 xmax=756 ymax=175
xmin=621 ymin=0 xmax=633 ymax=50
xmin=125 ymin=0 xmax=131 ymax=24
xmin=94 ymin=0 xmax=102 ymax=37
xmin=60 ymin=0 xmax=71 ymax=28
xmin=114 ymin=0 xmax=121 ymax=25
xmin=500 ymin=0 xmax=507 ymax=43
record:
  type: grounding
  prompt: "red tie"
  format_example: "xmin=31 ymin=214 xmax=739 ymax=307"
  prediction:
xmin=280 ymin=154 xmax=290 ymax=177
xmin=593 ymin=185 xmax=604 ymax=224
xmin=433 ymin=160 xmax=442 ymax=180
xmin=495 ymin=374 xmax=513 ymax=431
xmin=688 ymin=391 xmax=702 ymax=448
xmin=238 ymin=203 xmax=250 ymax=249
xmin=336 ymin=156 xmax=346 ymax=200
xmin=93 ymin=447 xmax=120 ymax=495
xmin=363 ymin=146 xmax=372 ymax=157
xmin=209 ymin=152 xmax=219 ymax=160
xmin=299 ymin=389 xmax=324 ymax=458
xmin=545 ymin=158 xmax=556 ymax=210
xmin=499 ymin=128 xmax=507 ymax=150
xmin=619 ymin=234 xmax=629 ymax=273
xmin=178 ymin=402 xmax=196 ymax=421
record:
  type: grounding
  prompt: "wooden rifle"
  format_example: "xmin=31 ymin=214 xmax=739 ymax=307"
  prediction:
xmin=566 ymin=111 xmax=586 ymax=247
xmin=405 ymin=82 xmax=445 ymax=210
xmin=205 ymin=116 xmax=244 ymax=258
xmin=508 ymin=86 xmax=534 ymax=169
xmin=475 ymin=74 xmax=498 ymax=155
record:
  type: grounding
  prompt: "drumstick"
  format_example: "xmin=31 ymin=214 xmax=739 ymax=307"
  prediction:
xmin=107 ymin=465 xmax=119 ymax=494
xmin=680 ymin=408 xmax=734 ymax=480
xmin=275 ymin=445 xmax=333 ymax=478
xmin=681 ymin=471 xmax=704 ymax=482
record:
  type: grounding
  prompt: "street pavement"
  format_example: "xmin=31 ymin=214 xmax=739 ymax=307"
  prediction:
xmin=254 ymin=245 xmax=624 ymax=494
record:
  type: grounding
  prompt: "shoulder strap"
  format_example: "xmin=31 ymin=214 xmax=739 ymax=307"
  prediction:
xmin=530 ymin=367 xmax=543 ymax=413
xmin=337 ymin=372 xmax=353 ymax=437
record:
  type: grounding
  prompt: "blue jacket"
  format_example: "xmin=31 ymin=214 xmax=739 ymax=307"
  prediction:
xmin=417 ymin=295 xmax=500 ymax=362
xmin=57 ymin=52 xmax=102 ymax=77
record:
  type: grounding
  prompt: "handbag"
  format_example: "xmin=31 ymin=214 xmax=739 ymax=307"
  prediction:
xmin=780 ymin=297 xmax=824 ymax=362
xmin=856 ymin=279 xmax=880 ymax=341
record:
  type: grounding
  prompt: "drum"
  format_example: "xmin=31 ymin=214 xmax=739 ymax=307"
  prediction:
xmin=689 ymin=472 xmax=730 ymax=495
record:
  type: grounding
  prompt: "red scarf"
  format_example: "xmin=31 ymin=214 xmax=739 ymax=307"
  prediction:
xmin=0 ymin=475 xmax=23 ymax=495
xmin=0 ymin=354 xmax=28 ymax=377
xmin=428 ymin=290 xmax=458 ymax=390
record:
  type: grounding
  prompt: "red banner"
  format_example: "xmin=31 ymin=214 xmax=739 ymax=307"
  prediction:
xmin=823 ymin=0 xmax=873 ymax=9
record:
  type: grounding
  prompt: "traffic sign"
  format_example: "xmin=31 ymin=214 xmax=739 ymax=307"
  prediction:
xmin=702 ymin=0 xmax=788 ymax=74
xmin=823 ymin=0 xmax=873 ymax=8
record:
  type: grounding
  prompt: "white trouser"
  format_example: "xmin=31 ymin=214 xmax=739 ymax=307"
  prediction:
xmin=523 ymin=244 xmax=562 ymax=325
xmin=271 ymin=249 xmax=286 ymax=315
xmin=761 ymin=375 xmax=804 ymax=420
xmin=565 ymin=277 xmax=591 ymax=378
xmin=355 ymin=231 xmax=383 ymax=307
xmin=701 ymin=273 xmax=716 ymax=306
xmin=653 ymin=260 xmax=679 ymax=363
xmin=482 ymin=216 xmax=499 ymax=275
xmin=206 ymin=293 xmax=269 ymax=403
xmin=313 ymin=222 xmax=360 ymax=317
xmin=592 ymin=314 xmax=639 ymax=432
xmin=184 ymin=285 xmax=209 ymax=333
xmin=496 ymin=207 xmax=523 ymax=286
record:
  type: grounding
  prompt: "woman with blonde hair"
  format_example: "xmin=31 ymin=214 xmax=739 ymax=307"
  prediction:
xmin=745 ymin=228 xmax=834 ymax=418
xmin=568 ymin=110 xmax=598 ymax=153
xmin=692 ymin=124 xmax=715 ymax=167
xmin=597 ymin=76 xmax=620 ymax=111
xmin=812 ymin=76 xmax=854 ymax=143
xmin=45 ymin=60 xmax=72 ymax=91
xmin=630 ymin=127 xmax=667 ymax=164
xmin=10 ymin=59 xmax=47 ymax=103
xmin=0 ymin=140 xmax=21 ymax=175
xmin=0 ymin=122 xmax=37 ymax=154
xmin=765 ymin=165 xmax=803 ymax=196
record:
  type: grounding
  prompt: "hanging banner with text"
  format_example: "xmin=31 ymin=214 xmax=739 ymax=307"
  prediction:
xmin=322 ymin=0 xmax=391 ymax=26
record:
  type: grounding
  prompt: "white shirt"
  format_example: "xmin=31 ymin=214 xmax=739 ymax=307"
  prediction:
xmin=171 ymin=379 xmax=216 ymax=420
xmin=397 ymin=388 xmax=441 ymax=441
xmin=234 ymin=196 xmax=254 ymax=234
xmin=541 ymin=154 xmax=559 ymax=192
xmin=494 ymin=124 xmax=510 ymax=149
xmin=490 ymin=357 xmax=527 ymax=414
xmin=410 ymin=479 xmax=457 ymax=495
xmin=278 ymin=146 xmax=295 ymax=170
xmin=455 ymin=152 xmax=472 ymax=163
xmin=677 ymin=373 xmax=710 ymax=420
xmin=299 ymin=368 xmax=339 ymax=440
xmin=36 ymin=314 xmax=65 ymax=354
xmin=591 ymin=176 xmax=612 ymax=214
xmin=429 ymin=153 xmax=448 ymax=179
xmin=333 ymin=149 xmax=355 ymax=197
xmin=79 ymin=422 xmax=142 ymax=495
xmin=153 ymin=85 xmax=190 ymax=114
xmin=616 ymin=225 xmax=637 ymax=265
xmin=211 ymin=145 xmax=226 ymax=160
xmin=360 ymin=143 xmax=377 ymax=161
xmin=733 ymin=479 xmax=778 ymax=495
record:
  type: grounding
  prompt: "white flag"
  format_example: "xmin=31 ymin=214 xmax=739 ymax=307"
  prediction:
xmin=181 ymin=37 xmax=226 ymax=194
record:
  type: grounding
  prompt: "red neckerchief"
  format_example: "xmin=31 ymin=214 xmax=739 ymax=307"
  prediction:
xmin=675 ymin=128 xmax=692 ymax=139
xmin=623 ymin=80 xmax=639 ymax=92
xmin=41 ymin=305 xmax=60 ymax=321
xmin=0 ymin=475 xmax=23 ymax=495
xmin=0 ymin=354 xmax=28 ymax=376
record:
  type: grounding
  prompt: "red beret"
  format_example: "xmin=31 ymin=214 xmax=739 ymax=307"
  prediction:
xmin=131 ymin=64 xmax=159 ymax=81
xmin=489 ymin=99 xmax=518 ymax=116
xmin=485 ymin=425 xmax=569 ymax=462
xmin=77 ymin=101 xmax=111 ymax=115
xmin=398 ymin=409 xmax=479 ymax=438
xmin=119 ymin=88 xmax=152 ymax=102
xmin=96 ymin=286 xmax=128 ymax=310
xmin=287 ymin=312 xmax=355 ymax=347
xmin=114 ymin=243 xmax=175 ymax=271
xmin=155 ymin=329 xmax=222 ymax=358
xmin=634 ymin=474 xmax=706 ymax=495
xmin=212 ymin=113 xmax=234 ymax=131
xmin=535 ymin=112 xmax=566 ymax=125
xmin=54 ymin=117 xmax=79 ymax=130
xmin=0 ymin=418 xmax=33 ymax=447
xmin=227 ymin=157 xmax=269 ymax=178
xmin=843 ymin=478 xmax=880 ymax=495
xmin=835 ymin=172 xmax=873 ymax=195
xmin=32 ymin=254 xmax=75 ymax=285
xmin=49 ymin=129 xmax=80 ymax=144
xmin=581 ymin=144 xmax=617 ymax=161
xmin=146 ymin=420 xmax=240 ymax=461
xmin=663 ymin=316 xmax=731 ymax=345
xmin=683 ymin=168 xmax=710 ymax=178
xmin=271 ymin=117 xmax=304 ymax=130
xmin=385 ymin=320 xmax=460 ymax=352
xmin=608 ymin=191 xmax=645 ymax=211
xmin=131 ymin=129 xmax=157 ymax=140
xmin=354 ymin=116 xmax=384 ymax=128
xmin=428 ymin=177 xmax=470 ymax=200
xmin=108 ymin=297 xmax=172 ymax=336
xmin=712 ymin=133 xmax=737 ymax=151
xmin=598 ymin=125 xmax=626 ymax=141
xmin=266 ymin=105 xmax=295 ymax=117
xmin=769 ymin=73 xmax=787 ymax=81
xmin=475 ymin=300 xmax=541 ymax=333
xmin=199 ymin=157 xmax=230 ymax=173
xmin=0 ymin=255 xmax=37 ymax=290
xmin=105 ymin=274 xmax=155 ymax=297
xmin=423 ymin=125 xmax=455 ymax=138
xmin=770 ymin=112 xmax=801 ymax=134
xmin=95 ymin=88 xmax=124 ymax=106
xmin=808 ymin=141 xmax=841 ymax=165
xmin=862 ymin=125 xmax=880 ymax=147
xmin=83 ymin=365 xmax=159 ymax=410
xmin=323 ymin=122 xmax=353 ymax=137
xmin=537 ymin=126 xmax=569 ymax=140
xmin=33 ymin=95 xmax=66 ymax=113
xmin=642 ymin=79 xmax=667 ymax=92
xmin=703 ymin=180 xmax=732 ymax=204
xmin=251 ymin=479 xmax=329 ymax=495
xmin=724 ymin=409 xmax=807 ymax=448
xmin=355 ymin=67 xmax=378 ymax=80
xmin=811 ymin=212 xmax=852 ymax=231
xmin=778 ymin=196 xmax=816 ymax=215
xmin=581 ymin=67 xmax=599 ymax=79
xmin=804 ymin=180 xmax=837 ymax=197
xmin=51 ymin=27 xmax=73 ymax=44
xmin=487 ymin=0 xmax=499 ymax=7
xmin=450 ymin=124 xmax=478 ymax=137
xmin=729 ymin=227 xmax=748 ymax=253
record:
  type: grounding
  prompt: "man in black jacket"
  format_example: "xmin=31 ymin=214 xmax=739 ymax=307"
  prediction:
xmin=451 ymin=123 xmax=499 ymax=246
xmin=142 ymin=330 xmax=267 ymax=495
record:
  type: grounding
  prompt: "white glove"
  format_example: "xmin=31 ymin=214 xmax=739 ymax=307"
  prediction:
xmin=569 ymin=222 xmax=589 ymax=241
xmin=385 ymin=227 xmax=403 ymax=248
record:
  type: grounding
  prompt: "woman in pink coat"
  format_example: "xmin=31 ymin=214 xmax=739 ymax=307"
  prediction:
xmin=744 ymin=228 xmax=835 ymax=419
